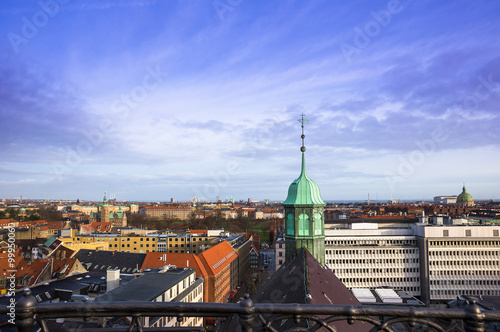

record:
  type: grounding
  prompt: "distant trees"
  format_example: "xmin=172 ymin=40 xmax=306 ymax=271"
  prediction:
xmin=7 ymin=208 xmax=19 ymax=220
xmin=36 ymin=206 xmax=62 ymax=221
xmin=126 ymin=212 xmax=151 ymax=229
xmin=27 ymin=213 xmax=41 ymax=221
xmin=126 ymin=210 xmax=271 ymax=239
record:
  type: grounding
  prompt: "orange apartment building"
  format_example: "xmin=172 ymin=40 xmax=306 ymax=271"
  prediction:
xmin=198 ymin=241 xmax=238 ymax=303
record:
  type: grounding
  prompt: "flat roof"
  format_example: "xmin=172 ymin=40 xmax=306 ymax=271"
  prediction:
xmin=95 ymin=268 xmax=194 ymax=302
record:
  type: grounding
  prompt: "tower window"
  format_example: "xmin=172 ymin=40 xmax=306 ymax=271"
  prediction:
xmin=314 ymin=213 xmax=323 ymax=235
xmin=287 ymin=214 xmax=294 ymax=235
xmin=298 ymin=214 xmax=310 ymax=236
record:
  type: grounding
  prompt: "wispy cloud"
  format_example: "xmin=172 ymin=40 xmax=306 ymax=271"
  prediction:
xmin=0 ymin=1 xmax=499 ymax=200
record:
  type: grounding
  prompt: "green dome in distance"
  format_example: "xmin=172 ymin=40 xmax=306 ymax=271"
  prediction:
xmin=457 ymin=186 xmax=473 ymax=202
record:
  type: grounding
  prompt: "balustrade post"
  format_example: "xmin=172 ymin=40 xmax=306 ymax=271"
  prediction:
xmin=238 ymin=293 xmax=254 ymax=332
xmin=15 ymin=289 xmax=37 ymax=332
xmin=464 ymin=300 xmax=485 ymax=332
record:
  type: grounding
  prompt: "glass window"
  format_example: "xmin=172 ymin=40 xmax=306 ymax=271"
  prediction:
xmin=314 ymin=213 xmax=322 ymax=235
xmin=287 ymin=213 xmax=294 ymax=235
xmin=298 ymin=213 xmax=310 ymax=236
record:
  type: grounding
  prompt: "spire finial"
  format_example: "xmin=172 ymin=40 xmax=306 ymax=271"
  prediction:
xmin=298 ymin=113 xmax=309 ymax=152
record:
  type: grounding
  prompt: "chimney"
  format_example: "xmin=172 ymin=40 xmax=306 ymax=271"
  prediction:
xmin=61 ymin=250 xmax=66 ymax=260
xmin=107 ymin=269 xmax=120 ymax=292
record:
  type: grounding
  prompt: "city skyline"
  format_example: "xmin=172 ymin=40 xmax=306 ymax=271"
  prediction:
xmin=1 ymin=1 xmax=499 ymax=201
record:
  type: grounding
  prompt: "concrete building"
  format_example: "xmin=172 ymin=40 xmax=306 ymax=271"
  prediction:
xmin=433 ymin=196 xmax=457 ymax=205
xmin=140 ymin=252 xmax=209 ymax=302
xmin=324 ymin=222 xmax=500 ymax=304
xmin=275 ymin=237 xmax=285 ymax=271
xmin=60 ymin=234 xmax=159 ymax=253
xmin=140 ymin=206 xmax=193 ymax=220
xmin=414 ymin=224 xmax=500 ymax=304
xmin=249 ymin=245 xmax=260 ymax=269
xmin=325 ymin=225 xmax=421 ymax=297
xmin=96 ymin=267 xmax=203 ymax=328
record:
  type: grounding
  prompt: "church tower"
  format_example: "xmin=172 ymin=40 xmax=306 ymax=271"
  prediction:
xmin=283 ymin=114 xmax=326 ymax=266
xmin=100 ymin=191 xmax=111 ymax=224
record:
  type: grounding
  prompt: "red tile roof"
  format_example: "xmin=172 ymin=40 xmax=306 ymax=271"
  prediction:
xmin=52 ymin=258 xmax=78 ymax=276
xmin=47 ymin=221 xmax=65 ymax=230
xmin=0 ymin=249 xmax=22 ymax=278
xmin=81 ymin=224 xmax=93 ymax=232
xmin=91 ymin=222 xmax=112 ymax=232
xmin=15 ymin=259 xmax=52 ymax=286
xmin=18 ymin=220 xmax=50 ymax=227
xmin=141 ymin=252 xmax=208 ymax=279
xmin=0 ymin=219 xmax=18 ymax=227
xmin=190 ymin=229 xmax=208 ymax=235
xmin=198 ymin=241 xmax=238 ymax=276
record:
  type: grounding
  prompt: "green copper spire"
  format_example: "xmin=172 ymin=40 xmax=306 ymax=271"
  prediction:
xmin=283 ymin=114 xmax=325 ymax=207
xmin=102 ymin=191 xmax=108 ymax=206
xmin=283 ymin=114 xmax=326 ymax=266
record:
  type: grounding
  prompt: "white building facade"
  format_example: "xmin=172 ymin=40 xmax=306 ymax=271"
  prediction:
xmin=325 ymin=227 xmax=421 ymax=297
xmin=414 ymin=225 xmax=500 ymax=304
xmin=324 ymin=223 xmax=500 ymax=304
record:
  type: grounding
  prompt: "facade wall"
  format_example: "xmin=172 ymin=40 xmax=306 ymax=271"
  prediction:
xmin=234 ymin=238 xmax=251 ymax=285
xmin=427 ymin=237 xmax=500 ymax=301
xmin=214 ymin=264 xmax=231 ymax=303
xmin=250 ymin=249 xmax=259 ymax=269
xmin=325 ymin=225 xmax=500 ymax=303
xmin=61 ymin=235 xmax=158 ymax=253
xmin=148 ymin=272 xmax=204 ymax=328
xmin=61 ymin=234 xmax=215 ymax=254
xmin=325 ymin=235 xmax=420 ymax=296
xmin=163 ymin=235 xmax=214 ymax=254
xmin=140 ymin=206 xmax=193 ymax=220
xmin=275 ymin=241 xmax=285 ymax=271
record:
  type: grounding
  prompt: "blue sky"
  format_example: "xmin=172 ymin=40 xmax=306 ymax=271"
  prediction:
xmin=1 ymin=0 xmax=499 ymax=202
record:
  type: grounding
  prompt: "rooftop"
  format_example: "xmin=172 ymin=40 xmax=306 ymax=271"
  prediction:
xmin=95 ymin=268 xmax=194 ymax=302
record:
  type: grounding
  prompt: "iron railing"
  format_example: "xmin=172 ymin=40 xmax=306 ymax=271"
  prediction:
xmin=2 ymin=289 xmax=500 ymax=332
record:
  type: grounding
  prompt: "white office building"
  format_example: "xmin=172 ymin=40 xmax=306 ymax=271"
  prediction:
xmin=324 ymin=222 xmax=500 ymax=304
xmin=325 ymin=226 xmax=421 ymax=297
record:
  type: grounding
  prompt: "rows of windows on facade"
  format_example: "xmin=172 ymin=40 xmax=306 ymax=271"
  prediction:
xmin=2 ymin=119 xmax=500 ymax=330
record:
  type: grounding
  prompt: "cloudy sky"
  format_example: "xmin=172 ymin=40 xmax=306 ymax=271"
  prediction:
xmin=1 ymin=0 xmax=499 ymax=202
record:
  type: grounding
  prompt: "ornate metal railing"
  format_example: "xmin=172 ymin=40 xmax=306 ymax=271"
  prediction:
xmin=3 ymin=289 xmax=500 ymax=332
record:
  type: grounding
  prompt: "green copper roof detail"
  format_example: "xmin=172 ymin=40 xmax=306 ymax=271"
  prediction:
xmin=457 ymin=185 xmax=473 ymax=202
xmin=284 ymin=113 xmax=326 ymax=208
xmin=102 ymin=191 xmax=109 ymax=206
xmin=284 ymin=152 xmax=325 ymax=206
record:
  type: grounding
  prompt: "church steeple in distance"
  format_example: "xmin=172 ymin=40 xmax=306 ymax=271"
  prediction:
xmin=283 ymin=114 xmax=326 ymax=266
